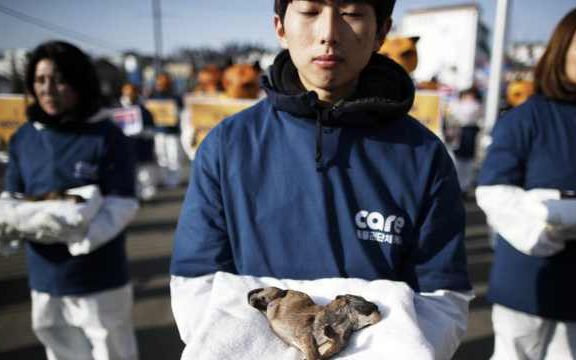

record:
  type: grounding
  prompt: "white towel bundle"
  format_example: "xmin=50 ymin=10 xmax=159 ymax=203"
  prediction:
xmin=182 ymin=272 xmax=436 ymax=360
xmin=0 ymin=185 xmax=103 ymax=246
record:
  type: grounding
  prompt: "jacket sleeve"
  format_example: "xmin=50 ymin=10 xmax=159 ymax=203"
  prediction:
xmin=401 ymin=143 xmax=471 ymax=293
xmin=5 ymin=133 xmax=24 ymax=193
xmin=170 ymin=125 xmax=236 ymax=277
xmin=67 ymin=123 xmax=139 ymax=255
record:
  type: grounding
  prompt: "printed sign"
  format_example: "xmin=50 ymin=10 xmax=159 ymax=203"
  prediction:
xmin=0 ymin=95 xmax=29 ymax=150
xmin=410 ymin=90 xmax=444 ymax=136
xmin=185 ymin=96 xmax=256 ymax=150
xmin=111 ymin=106 xmax=143 ymax=136
xmin=145 ymin=99 xmax=179 ymax=127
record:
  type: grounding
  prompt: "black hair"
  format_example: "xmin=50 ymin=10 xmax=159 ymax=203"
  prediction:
xmin=25 ymin=40 xmax=102 ymax=117
xmin=274 ymin=0 xmax=396 ymax=30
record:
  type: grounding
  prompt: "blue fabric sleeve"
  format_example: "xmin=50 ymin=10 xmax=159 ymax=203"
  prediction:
xmin=5 ymin=133 xmax=24 ymax=193
xmin=402 ymin=144 xmax=471 ymax=292
xmin=477 ymin=106 xmax=533 ymax=186
xmin=170 ymin=125 xmax=236 ymax=276
xmin=99 ymin=123 xmax=136 ymax=197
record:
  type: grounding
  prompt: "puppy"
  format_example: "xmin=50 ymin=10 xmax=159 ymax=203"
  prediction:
xmin=25 ymin=191 xmax=85 ymax=203
xmin=312 ymin=294 xmax=382 ymax=358
xmin=247 ymin=287 xmax=381 ymax=360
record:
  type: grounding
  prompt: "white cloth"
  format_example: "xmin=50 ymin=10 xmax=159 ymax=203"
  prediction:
xmin=491 ymin=304 xmax=576 ymax=360
xmin=171 ymin=272 xmax=472 ymax=360
xmin=0 ymin=186 xmax=139 ymax=256
xmin=476 ymin=185 xmax=576 ymax=256
xmin=67 ymin=195 xmax=139 ymax=256
xmin=32 ymin=284 xmax=138 ymax=360
xmin=0 ymin=185 xmax=103 ymax=245
xmin=448 ymin=98 xmax=482 ymax=127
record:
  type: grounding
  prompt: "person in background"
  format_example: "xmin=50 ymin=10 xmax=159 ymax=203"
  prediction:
xmin=170 ymin=0 xmax=472 ymax=358
xmin=148 ymin=73 xmax=184 ymax=188
xmin=119 ymin=83 xmax=159 ymax=201
xmin=476 ymin=8 xmax=576 ymax=359
xmin=2 ymin=41 xmax=139 ymax=360
xmin=446 ymin=87 xmax=483 ymax=197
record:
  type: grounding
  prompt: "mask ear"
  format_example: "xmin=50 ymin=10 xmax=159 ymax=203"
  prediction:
xmin=374 ymin=18 xmax=392 ymax=52
xmin=274 ymin=15 xmax=289 ymax=49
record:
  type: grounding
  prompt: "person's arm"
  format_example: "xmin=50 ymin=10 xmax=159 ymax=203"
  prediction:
xmin=475 ymin=186 xmax=574 ymax=256
xmin=170 ymin=124 xmax=236 ymax=342
xmin=4 ymin=132 xmax=24 ymax=194
xmin=475 ymin=105 xmax=574 ymax=256
xmin=401 ymin=142 xmax=472 ymax=358
xmin=67 ymin=123 xmax=139 ymax=255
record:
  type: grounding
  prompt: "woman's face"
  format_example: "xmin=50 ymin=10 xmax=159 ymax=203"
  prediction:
xmin=33 ymin=59 xmax=79 ymax=116
xmin=566 ymin=31 xmax=576 ymax=84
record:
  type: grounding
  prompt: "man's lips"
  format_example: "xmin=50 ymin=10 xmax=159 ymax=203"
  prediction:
xmin=313 ymin=55 xmax=344 ymax=69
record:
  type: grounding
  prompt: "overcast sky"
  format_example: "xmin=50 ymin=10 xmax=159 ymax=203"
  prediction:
xmin=1 ymin=0 xmax=574 ymax=56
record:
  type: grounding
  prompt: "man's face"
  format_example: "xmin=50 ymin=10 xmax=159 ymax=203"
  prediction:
xmin=275 ymin=0 xmax=389 ymax=102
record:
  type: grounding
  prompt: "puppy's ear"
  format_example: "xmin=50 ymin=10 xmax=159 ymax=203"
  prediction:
xmin=247 ymin=288 xmax=264 ymax=305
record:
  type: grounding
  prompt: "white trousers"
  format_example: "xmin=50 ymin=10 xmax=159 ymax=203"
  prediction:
xmin=491 ymin=304 xmax=576 ymax=360
xmin=153 ymin=133 xmax=183 ymax=187
xmin=135 ymin=164 xmax=159 ymax=201
xmin=31 ymin=284 xmax=139 ymax=360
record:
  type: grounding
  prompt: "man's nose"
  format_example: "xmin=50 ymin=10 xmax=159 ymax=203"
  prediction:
xmin=318 ymin=8 xmax=341 ymax=46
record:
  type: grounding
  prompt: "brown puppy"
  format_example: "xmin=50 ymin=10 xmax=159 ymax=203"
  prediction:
xmin=24 ymin=191 xmax=85 ymax=203
xmin=247 ymin=287 xmax=381 ymax=360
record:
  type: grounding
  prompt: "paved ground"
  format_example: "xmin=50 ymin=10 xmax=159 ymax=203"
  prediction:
xmin=0 ymin=174 xmax=495 ymax=359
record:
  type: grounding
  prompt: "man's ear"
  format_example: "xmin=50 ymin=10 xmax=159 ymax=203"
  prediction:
xmin=373 ymin=17 xmax=392 ymax=51
xmin=274 ymin=15 xmax=289 ymax=49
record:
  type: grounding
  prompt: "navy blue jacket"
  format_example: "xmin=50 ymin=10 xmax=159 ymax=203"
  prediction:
xmin=5 ymin=108 xmax=136 ymax=295
xmin=171 ymin=51 xmax=471 ymax=293
xmin=478 ymin=95 xmax=576 ymax=320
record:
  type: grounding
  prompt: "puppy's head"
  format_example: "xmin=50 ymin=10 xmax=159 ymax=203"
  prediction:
xmin=247 ymin=287 xmax=288 ymax=312
xmin=331 ymin=294 xmax=381 ymax=330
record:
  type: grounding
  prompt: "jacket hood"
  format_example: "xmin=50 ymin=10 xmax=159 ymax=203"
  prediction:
xmin=262 ymin=49 xmax=415 ymax=127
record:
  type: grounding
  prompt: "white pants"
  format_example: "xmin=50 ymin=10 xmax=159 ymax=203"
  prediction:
xmin=153 ymin=133 xmax=183 ymax=187
xmin=136 ymin=164 xmax=159 ymax=201
xmin=31 ymin=284 xmax=139 ymax=360
xmin=491 ymin=304 xmax=576 ymax=360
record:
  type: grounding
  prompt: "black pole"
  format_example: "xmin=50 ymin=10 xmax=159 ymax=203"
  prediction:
xmin=152 ymin=0 xmax=163 ymax=77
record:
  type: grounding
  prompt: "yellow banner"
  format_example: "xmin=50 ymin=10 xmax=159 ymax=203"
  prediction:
xmin=0 ymin=95 xmax=29 ymax=149
xmin=409 ymin=91 xmax=444 ymax=136
xmin=186 ymin=96 xmax=256 ymax=149
xmin=145 ymin=99 xmax=179 ymax=127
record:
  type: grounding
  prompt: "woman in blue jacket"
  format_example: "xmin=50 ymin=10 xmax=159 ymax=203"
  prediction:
xmin=3 ymin=41 xmax=139 ymax=360
xmin=476 ymin=8 xmax=576 ymax=359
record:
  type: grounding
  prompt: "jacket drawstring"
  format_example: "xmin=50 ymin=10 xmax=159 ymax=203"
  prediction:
xmin=315 ymin=109 xmax=323 ymax=171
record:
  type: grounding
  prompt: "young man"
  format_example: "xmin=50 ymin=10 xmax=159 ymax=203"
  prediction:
xmin=171 ymin=0 xmax=472 ymax=357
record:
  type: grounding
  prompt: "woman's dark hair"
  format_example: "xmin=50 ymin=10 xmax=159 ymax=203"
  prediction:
xmin=25 ymin=40 xmax=102 ymax=117
xmin=274 ymin=0 xmax=396 ymax=31
xmin=534 ymin=7 xmax=576 ymax=102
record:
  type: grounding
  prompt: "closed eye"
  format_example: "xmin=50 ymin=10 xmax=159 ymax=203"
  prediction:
xmin=300 ymin=11 xmax=319 ymax=16
xmin=341 ymin=12 xmax=364 ymax=18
